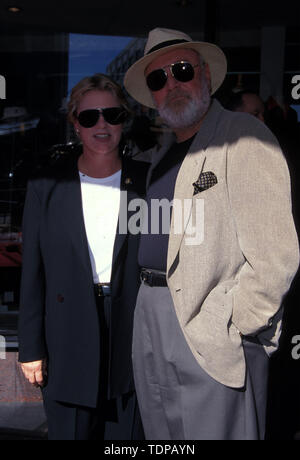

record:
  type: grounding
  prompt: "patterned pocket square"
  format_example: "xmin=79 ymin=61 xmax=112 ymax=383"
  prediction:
xmin=193 ymin=171 xmax=218 ymax=195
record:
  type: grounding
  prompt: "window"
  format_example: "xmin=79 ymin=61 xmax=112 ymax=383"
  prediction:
xmin=0 ymin=31 xmax=133 ymax=343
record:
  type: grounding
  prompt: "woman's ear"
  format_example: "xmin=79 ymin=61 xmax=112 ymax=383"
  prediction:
xmin=74 ymin=121 xmax=80 ymax=136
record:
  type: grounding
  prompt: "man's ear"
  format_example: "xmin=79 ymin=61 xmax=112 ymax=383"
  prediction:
xmin=205 ymin=63 xmax=212 ymax=93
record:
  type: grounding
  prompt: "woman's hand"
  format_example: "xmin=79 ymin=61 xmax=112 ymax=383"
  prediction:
xmin=20 ymin=359 xmax=47 ymax=388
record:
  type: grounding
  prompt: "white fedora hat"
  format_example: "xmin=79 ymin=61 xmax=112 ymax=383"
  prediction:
xmin=124 ymin=27 xmax=227 ymax=109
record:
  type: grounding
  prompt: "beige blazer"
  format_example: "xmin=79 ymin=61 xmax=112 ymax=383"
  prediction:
xmin=146 ymin=100 xmax=299 ymax=388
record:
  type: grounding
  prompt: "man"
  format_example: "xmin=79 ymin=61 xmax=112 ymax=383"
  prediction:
xmin=124 ymin=27 xmax=299 ymax=440
xmin=225 ymin=90 xmax=266 ymax=123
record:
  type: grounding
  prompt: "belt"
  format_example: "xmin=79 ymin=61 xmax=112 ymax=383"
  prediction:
xmin=140 ymin=268 xmax=167 ymax=287
xmin=94 ymin=283 xmax=111 ymax=297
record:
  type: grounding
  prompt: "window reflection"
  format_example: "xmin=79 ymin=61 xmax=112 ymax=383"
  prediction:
xmin=0 ymin=31 xmax=133 ymax=342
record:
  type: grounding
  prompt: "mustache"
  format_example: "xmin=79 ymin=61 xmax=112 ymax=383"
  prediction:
xmin=164 ymin=89 xmax=191 ymax=105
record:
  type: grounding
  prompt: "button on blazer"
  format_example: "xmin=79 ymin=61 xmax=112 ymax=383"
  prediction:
xmin=18 ymin=153 xmax=149 ymax=407
xmin=146 ymin=100 xmax=299 ymax=388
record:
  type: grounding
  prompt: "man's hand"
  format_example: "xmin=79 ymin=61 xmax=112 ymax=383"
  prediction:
xmin=20 ymin=359 xmax=47 ymax=388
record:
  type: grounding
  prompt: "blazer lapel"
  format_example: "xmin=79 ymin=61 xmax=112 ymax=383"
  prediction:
xmin=61 ymin=156 xmax=144 ymax=288
xmin=111 ymin=158 xmax=138 ymax=276
xmin=167 ymin=148 xmax=207 ymax=275
xmin=167 ymin=99 xmax=223 ymax=276
xmin=62 ymin=157 xmax=94 ymax=281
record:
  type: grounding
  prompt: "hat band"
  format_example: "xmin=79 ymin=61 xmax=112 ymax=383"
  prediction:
xmin=146 ymin=39 xmax=189 ymax=55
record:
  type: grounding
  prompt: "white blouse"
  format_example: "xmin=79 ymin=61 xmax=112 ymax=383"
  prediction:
xmin=79 ymin=169 xmax=121 ymax=284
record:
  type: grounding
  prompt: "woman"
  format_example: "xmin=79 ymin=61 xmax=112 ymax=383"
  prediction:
xmin=18 ymin=74 xmax=148 ymax=440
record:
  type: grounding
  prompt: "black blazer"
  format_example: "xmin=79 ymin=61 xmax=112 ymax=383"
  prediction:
xmin=18 ymin=153 xmax=148 ymax=408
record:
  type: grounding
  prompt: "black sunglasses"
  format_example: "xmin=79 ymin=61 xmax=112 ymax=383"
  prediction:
xmin=76 ymin=107 xmax=128 ymax=128
xmin=146 ymin=61 xmax=200 ymax=92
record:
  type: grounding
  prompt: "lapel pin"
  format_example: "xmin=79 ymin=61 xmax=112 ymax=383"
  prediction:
xmin=125 ymin=177 xmax=133 ymax=185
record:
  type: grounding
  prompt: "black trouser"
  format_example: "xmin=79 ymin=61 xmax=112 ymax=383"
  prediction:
xmin=43 ymin=292 xmax=144 ymax=440
xmin=43 ymin=389 xmax=144 ymax=440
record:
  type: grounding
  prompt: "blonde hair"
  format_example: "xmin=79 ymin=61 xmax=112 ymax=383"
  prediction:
xmin=67 ymin=73 xmax=131 ymax=124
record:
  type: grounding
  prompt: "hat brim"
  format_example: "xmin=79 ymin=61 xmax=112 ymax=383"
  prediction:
xmin=124 ymin=41 xmax=227 ymax=109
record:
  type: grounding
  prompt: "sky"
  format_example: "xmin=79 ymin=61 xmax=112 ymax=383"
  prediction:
xmin=291 ymin=105 xmax=300 ymax=121
xmin=68 ymin=33 xmax=133 ymax=95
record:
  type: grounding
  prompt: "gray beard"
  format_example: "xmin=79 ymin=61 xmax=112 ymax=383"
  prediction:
xmin=158 ymin=78 xmax=211 ymax=130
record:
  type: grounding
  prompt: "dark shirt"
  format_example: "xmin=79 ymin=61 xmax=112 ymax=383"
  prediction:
xmin=138 ymin=135 xmax=195 ymax=271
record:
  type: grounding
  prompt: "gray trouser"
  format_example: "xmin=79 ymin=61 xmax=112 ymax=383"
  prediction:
xmin=132 ymin=282 xmax=269 ymax=440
